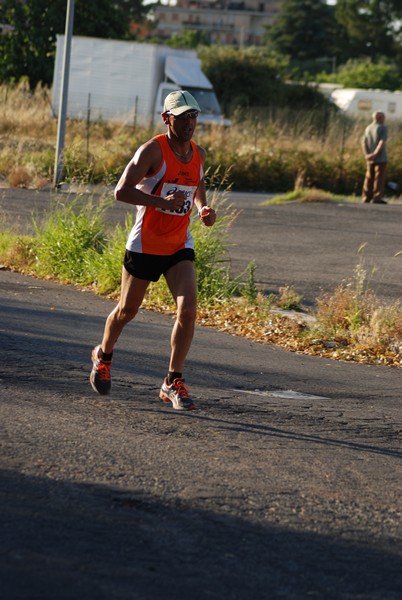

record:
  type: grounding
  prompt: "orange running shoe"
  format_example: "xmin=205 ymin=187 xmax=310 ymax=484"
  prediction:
xmin=90 ymin=345 xmax=112 ymax=395
xmin=159 ymin=378 xmax=196 ymax=410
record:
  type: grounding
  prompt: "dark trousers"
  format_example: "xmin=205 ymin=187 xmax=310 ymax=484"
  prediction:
xmin=362 ymin=162 xmax=387 ymax=203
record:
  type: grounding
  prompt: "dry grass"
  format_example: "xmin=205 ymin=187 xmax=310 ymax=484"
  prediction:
xmin=0 ymin=81 xmax=54 ymax=138
xmin=357 ymin=303 xmax=402 ymax=353
xmin=141 ymin=285 xmax=402 ymax=368
xmin=0 ymin=82 xmax=150 ymax=187
xmin=3 ymin=81 xmax=402 ymax=196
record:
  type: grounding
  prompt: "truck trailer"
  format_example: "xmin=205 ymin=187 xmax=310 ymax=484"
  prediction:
xmin=52 ymin=35 xmax=228 ymax=126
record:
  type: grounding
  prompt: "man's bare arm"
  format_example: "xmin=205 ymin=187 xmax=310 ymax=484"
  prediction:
xmin=193 ymin=145 xmax=216 ymax=227
xmin=114 ymin=140 xmax=185 ymax=212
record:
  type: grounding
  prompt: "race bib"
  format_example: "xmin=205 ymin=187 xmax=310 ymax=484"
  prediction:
xmin=156 ymin=183 xmax=197 ymax=216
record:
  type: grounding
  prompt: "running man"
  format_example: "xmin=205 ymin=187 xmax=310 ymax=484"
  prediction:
xmin=90 ymin=90 xmax=216 ymax=410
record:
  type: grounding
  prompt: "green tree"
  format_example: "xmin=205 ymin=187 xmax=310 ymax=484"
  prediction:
xmin=0 ymin=0 xmax=148 ymax=87
xmin=167 ymin=29 xmax=210 ymax=49
xmin=198 ymin=46 xmax=285 ymax=111
xmin=198 ymin=46 xmax=328 ymax=112
xmin=267 ymin=0 xmax=337 ymax=62
xmin=335 ymin=0 xmax=399 ymax=62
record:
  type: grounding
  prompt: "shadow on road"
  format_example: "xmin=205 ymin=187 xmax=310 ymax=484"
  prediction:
xmin=182 ymin=412 xmax=402 ymax=460
xmin=2 ymin=469 xmax=401 ymax=600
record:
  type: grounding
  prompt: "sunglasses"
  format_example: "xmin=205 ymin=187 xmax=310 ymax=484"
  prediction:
xmin=171 ymin=111 xmax=199 ymax=121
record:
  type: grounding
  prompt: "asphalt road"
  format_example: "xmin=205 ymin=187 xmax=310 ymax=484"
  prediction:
xmin=229 ymin=193 xmax=402 ymax=307
xmin=1 ymin=187 xmax=402 ymax=599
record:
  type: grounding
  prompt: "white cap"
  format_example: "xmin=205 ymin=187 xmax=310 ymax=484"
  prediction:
xmin=163 ymin=90 xmax=201 ymax=116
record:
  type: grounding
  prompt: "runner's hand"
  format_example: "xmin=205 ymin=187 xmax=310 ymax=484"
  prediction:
xmin=199 ymin=206 xmax=216 ymax=227
xmin=162 ymin=191 xmax=186 ymax=211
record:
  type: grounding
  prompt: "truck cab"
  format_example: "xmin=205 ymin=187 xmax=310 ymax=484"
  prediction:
xmin=154 ymin=55 xmax=230 ymax=127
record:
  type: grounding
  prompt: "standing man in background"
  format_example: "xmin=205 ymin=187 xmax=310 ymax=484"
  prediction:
xmin=361 ymin=111 xmax=388 ymax=204
xmin=90 ymin=90 xmax=216 ymax=410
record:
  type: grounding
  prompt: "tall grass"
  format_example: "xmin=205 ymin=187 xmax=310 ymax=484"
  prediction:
xmin=85 ymin=213 xmax=134 ymax=295
xmin=31 ymin=197 xmax=108 ymax=282
xmin=12 ymin=192 xmax=255 ymax=307
xmin=312 ymin=248 xmax=402 ymax=359
xmin=2 ymin=82 xmax=402 ymax=194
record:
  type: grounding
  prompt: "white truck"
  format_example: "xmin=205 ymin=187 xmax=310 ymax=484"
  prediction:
xmin=330 ymin=87 xmax=402 ymax=120
xmin=52 ymin=35 xmax=228 ymax=126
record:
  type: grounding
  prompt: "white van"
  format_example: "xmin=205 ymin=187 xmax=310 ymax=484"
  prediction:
xmin=330 ymin=88 xmax=402 ymax=119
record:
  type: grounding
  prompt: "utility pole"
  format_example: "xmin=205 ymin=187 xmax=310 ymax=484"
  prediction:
xmin=53 ymin=0 xmax=75 ymax=188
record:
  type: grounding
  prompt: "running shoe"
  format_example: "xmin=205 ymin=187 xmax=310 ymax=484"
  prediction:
xmin=159 ymin=378 xmax=196 ymax=410
xmin=90 ymin=345 xmax=112 ymax=395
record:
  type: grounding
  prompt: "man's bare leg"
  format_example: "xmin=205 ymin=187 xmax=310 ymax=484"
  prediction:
xmin=158 ymin=260 xmax=198 ymax=410
xmin=165 ymin=260 xmax=197 ymax=374
xmin=90 ymin=268 xmax=150 ymax=395
xmin=101 ymin=267 xmax=150 ymax=354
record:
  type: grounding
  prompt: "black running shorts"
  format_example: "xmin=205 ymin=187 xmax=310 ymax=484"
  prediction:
xmin=123 ymin=248 xmax=195 ymax=282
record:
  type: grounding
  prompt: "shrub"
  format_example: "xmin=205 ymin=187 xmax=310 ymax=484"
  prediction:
xmin=32 ymin=197 xmax=108 ymax=282
xmin=317 ymin=59 xmax=402 ymax=91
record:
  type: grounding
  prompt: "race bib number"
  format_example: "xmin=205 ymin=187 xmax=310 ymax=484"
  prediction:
xmin=156 ymin=183 xmax=196 ymax=216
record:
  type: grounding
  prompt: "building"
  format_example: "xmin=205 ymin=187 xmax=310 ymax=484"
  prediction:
xmin=154 ymin=0 xmax=283 ymax=47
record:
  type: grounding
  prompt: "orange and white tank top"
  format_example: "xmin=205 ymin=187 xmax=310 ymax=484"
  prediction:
xmin=126 ymin=134 xmax=204 ymax=255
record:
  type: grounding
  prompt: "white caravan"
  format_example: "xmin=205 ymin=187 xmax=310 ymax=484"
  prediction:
xmin=330 ymin=88 xmax=402 ymax=119
xmin=52 ymin=35 xmax=228 ymax=126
